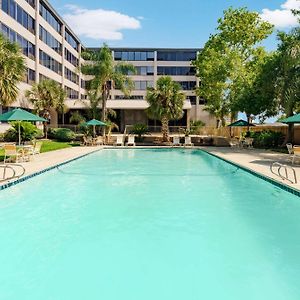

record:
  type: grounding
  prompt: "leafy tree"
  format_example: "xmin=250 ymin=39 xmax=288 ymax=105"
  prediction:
xmin=146 ymin=76 xmax=185 ymax=142
xmin=69 ymin=111 xmax=86 ymax=125
xmin=26 ymin=80 xmax=66 ymax=137
xmin=194 ymin=7 xmax=273 ymax=125
xmin=273 ymin=11 xmax=300 ymax=143
xmin=0 ymin=34 xmax=26 ymax=106
xmin=80 ymin=44 xmax=135 ymax=134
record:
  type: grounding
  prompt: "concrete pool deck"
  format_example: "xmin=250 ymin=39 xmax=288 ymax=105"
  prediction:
xmin=1 ymin=146 xmax=300 ymax=192
xmin=203 ymin=147 xmax=300 ymax=190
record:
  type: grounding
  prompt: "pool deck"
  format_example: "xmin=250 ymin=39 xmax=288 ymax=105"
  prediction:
xmin=203 ymin=147 xmax=300 ymax=190
xmin=1 ymin=146 xmax=300 ymax=192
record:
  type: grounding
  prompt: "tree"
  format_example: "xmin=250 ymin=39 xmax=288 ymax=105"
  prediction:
xmin=80 ymin=44 xmax=135 ymax=135
xmin=146 ymin=76 xmax=185 ymax=142
xmin=274 ymin=13 xmax=300 ymax=143
xmin=0 ymin=34 xmax=26 ymax=106
xmin=194 ymin=7 xmax=273 ymax=126
xmin=25 ymin=80 xmax=66 ymax=138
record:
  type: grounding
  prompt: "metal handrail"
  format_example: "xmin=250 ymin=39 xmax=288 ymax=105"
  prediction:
xmin=0 ymin=164 xmax=25 ymax=182
xmin=270 ymin=162 xmax=297 ymax=184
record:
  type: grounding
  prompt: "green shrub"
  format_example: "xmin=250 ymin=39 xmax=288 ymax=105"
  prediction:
xmin=250 ymin=130 xmax=284 ymax=148
xmin=4 ymin=121 xmax=43 ymax=143
xmin=130 ymin=124 xmax=149 ymax=142
xmin=48 ymin=128 xmax=76 ymax=142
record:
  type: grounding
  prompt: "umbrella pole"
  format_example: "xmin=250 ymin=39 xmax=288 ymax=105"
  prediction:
xmin=18 ymin=121 xmax=21 ymax=145
xmin=93 ymin=125 xmax=96 ymax=137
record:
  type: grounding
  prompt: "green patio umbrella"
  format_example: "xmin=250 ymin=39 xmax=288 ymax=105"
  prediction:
xmin=83 ymin=119 xmax=106 ymax=137
xmin=228 ymin=119 xmax=255 ymax=127
xmin=0 ymin=108 xmax=47 ymax=145
xmin=281 ymin=114 xmax=300 ymax=124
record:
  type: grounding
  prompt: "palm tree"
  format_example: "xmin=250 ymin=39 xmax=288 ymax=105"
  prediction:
xmin=146 ymin=76 xmax=185 ymax=142
xmin=80 ymin=44 xmax=135 ymax=135
xmin=0 ymin=34 xmax=26 ymax=106
xmin=25 ymin=80 xmax=66 ymax=138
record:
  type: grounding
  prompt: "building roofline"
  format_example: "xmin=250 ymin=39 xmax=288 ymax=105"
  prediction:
xmin=87 ymin=47 xmax=202 ymax=52
xmin=43 ymin=0 xmax=83 ymax=47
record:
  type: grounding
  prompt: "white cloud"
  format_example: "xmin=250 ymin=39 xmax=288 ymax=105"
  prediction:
xmin=63 ymin=5 xmax=141 ymax=40
xmin=260 ymin=0 xmax=300 ymax=28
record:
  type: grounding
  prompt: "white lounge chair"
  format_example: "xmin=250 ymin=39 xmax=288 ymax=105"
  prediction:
xmin=115 ymin=135 xmax=124 ymax=146
xmin=172 ymin=136 xmax=181 ymax=146
xmin=94 ymin=136 xmax=104 ymax=146
xmin=184 ymin=136 xmax=194 ymax=147
xmin=286 ymin=143 xmax=293 ymax=155
xmin=127 ymin=135 xmax=135 ymax=146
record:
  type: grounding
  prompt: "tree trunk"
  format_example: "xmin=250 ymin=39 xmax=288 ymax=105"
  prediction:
xmin=161 ymin=116 xmax=170 ymax=142
xmin=247 ymin=114 xmax=251 ymax=134
xmin=101 ymin=89 xmax=107 ymax=137
xmin=286 ymin=123 xmax=294 ymax=144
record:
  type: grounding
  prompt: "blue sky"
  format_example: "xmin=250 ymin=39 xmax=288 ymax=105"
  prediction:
xmin=49 ymin=0 xmax=299 ymax=50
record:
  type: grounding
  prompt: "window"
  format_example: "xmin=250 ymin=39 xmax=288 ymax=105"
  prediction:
xmin=157 ymin=51 xmax=197 ymax=61
xmin=39 ymin=50 xmax=62 ymax=74
xmin=65 ymin=30 xmax=78 ymax=50
xmin=25 ymin=0 xmax=35 ymax=8
xmin=176 ymin=81 xmax=196 ymax=90
xmin=65 ymin=86 xmax=79 ymax=99
xmin=65 ymin=49 xmax=79 ymax=67
xmin=187 ymin=96 xmax=197 ymax=105
xmin=39 ymin=1 xmax=61 ymax=33
xmin=1 ymin=24 xmax=35 ymax=60
xmin=65 ymin=67 xmax=79 ymax=84
xmin=157 ymin=67 xmax=196 ymax=76
xmin=115 ymin=95 xmax=144 ymax=100
xmin=23 ymin=68 xmax=36 ymax=85
xmin=39 ymin=25 xmax=62 ymax=54
xmin=114 ymin=51 xmax=155 ymax=61
xmin=133 ymin=81 xmax=153 ymax=90
xmin=2 ymin=0 xmax=35 ymax=33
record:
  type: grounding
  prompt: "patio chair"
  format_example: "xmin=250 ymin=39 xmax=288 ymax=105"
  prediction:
xmin=3 ymin=144 xmax=24 ymax=163
xmin=94 ymin=136 xmax=104 ymax=146
xmin=32 ymin=141 xmax=43 ymax=155
xmin=292 ymin=146 xmax=300 ymax=164
xmin=83 ymin=136 xmax=93 ymax=146
xmin=172 ymin=136 xmax=181 ymax=146
xmin=126 ymin=135 xmax=136 ymax=147
xmin=286 ymin=143 xmax=294 ymax=155
xmin=229 ymin=138 xmax=239 ymax=148
xmin=244 ymin=138 xmax=254 ymax=148
xmin=115 ymin=135 xmax=124 ymax=146
xmin=184 ymin=136 xmax=194 ymax=147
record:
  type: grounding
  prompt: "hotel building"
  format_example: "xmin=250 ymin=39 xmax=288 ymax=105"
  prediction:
xmin=0 ymin=0 xmax=215 ymax=130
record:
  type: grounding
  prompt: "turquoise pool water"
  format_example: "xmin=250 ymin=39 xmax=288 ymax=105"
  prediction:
xmin=0 ymin=149 xmax=300 ymax=300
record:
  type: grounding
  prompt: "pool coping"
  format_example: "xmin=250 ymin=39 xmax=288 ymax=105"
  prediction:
xmin=201 ymin=149 xmax=300 ymax=197
xmin=1 ymin=146 xmax=299 ymax=197
xmin=0 ymin=149 xmax=101 ymax=191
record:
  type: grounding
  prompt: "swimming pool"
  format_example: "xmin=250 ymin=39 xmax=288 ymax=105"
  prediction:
xmin=0 ymin=149 xmax=300 ymax=300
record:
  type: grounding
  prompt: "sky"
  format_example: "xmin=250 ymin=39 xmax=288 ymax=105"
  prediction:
xmin=49 ymin=0 xmax=300 ymax=50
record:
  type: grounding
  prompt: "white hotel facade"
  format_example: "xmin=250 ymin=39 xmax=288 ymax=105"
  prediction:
xmin=0 ymin=0 xmax=215 ymax=130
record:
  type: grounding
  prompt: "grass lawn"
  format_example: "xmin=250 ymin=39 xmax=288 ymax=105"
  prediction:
xmin=0 ymin=140 xmax=81 ymax=161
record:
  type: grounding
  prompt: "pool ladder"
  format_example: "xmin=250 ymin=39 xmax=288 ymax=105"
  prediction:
xmin=0 ymin=164 xmax=25 ymax=183
xmin=270 ymin=162 xmax=297 ymax=184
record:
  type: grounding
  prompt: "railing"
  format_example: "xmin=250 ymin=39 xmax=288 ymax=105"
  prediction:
xmin=270 ymin=162 xmax=297 ymax=184
xmin=0 ymin=164 xmax=25 ymax=182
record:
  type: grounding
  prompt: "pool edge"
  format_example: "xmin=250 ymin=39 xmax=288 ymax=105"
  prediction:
xmin=0 ymin=149 xmax=101 ymax=191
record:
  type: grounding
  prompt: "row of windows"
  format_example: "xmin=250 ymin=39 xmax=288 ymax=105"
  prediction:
xmin=23 ymin=68 xmax=35 ymax=85
xmin=114 ymin=51 xmax=154 ymax=61
xmin=130 ymin=66 xmax=154 ymax=76
xmin=39 ymin=25 xmax=62 ymax=54
xmin=176 ymin=81 xmax=196 ymax=90
xmin=157 ymin=67 xmax=196 ymax=76
xmin=115 ymin=95 xmax=144 ymax=100
xmin=65 ymin=67 xmax=79 ymax=84
xmin=133 ymin=81 xmax=154 ymax=90
xmin=39 ymin=1 xmax=61 ymax=33
xmin=157 ymin=51 xmax=197 ymax=61
xmin=65 ymin=86 xmax=79 ymax=99
xmin=2 ymin=0 xmax=35 ymax=33
xmin=1 ymin=24 xmax=35 ymax=59
xmin=81 ymin=79 xmax=87 ymax=89
xmin=65 ymin=30 xmax=78 ymax=50
xmin=65 ymin=48 xmax=79 ymax=67
xmin=39 ymin=50 xmax=62 ymax=75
